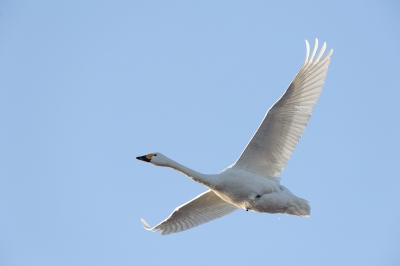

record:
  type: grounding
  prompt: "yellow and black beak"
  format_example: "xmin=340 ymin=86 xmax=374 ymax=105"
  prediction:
xmin=136 ymin=154 xmax=154 ymax=162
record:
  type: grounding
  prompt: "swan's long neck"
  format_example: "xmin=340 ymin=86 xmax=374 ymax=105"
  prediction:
xmin=163 ymin=157 xmax=216 ymax=188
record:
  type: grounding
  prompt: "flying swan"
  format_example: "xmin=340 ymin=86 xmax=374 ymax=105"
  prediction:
xmin=137 ymin=39 xmax=333 ymax=235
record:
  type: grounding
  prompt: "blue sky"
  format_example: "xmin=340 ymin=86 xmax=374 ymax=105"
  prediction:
xmin=1 ymin=1 xmax=399 ymax=265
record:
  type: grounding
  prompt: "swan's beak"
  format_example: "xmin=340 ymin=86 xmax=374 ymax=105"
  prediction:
xmin=136 ymin=155 xmax=151 ymax=162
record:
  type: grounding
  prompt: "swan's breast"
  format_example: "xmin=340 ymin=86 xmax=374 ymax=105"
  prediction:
xmin=212 ymin=168 xmax=281 ymax=209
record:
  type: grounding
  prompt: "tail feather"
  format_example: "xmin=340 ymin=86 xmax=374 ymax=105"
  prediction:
xmin=287 ymin=198 xmax=310 ymax=217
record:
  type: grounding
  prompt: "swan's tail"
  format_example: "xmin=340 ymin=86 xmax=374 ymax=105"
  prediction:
xmin=286 ymin=197 xmax=310 ymax=217
xmin=279 ymin=186 xmax=311 ymax=217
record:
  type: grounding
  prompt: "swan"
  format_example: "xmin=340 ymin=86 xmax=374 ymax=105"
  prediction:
xmin=137 ymin=39 xmax=333 ymax=235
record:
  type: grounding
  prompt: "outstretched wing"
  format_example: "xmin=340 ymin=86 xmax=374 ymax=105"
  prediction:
xmin=141 ymin=190 xmax=238 ymax=235
xmin=234 ymin=39 xmax=333 ymax=178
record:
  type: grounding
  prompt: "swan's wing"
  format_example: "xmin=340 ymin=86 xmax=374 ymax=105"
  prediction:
xmin=141 ymin=190 xmax=238 ymax=235
xmin=234 ymin=39 xmax=333 ymax=178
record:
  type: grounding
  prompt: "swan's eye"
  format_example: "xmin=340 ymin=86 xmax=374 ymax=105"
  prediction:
xmin=154 ymin=154 xmax=157 ymax=156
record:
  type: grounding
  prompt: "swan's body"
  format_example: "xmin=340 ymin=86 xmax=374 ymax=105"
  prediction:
xmin=137 ymin=39 xmax=333 ymax=235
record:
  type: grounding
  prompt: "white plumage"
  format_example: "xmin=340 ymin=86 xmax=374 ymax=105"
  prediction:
xmin=137 ymin=39 xmax=333 ymax=235
xmin=140 ymin=190 xmax=237 ymax=235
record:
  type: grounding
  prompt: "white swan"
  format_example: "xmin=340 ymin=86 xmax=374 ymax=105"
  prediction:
xmin=137 ymin=39 xmax=333 ymax=235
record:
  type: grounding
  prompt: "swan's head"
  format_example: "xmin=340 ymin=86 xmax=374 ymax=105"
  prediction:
xmin=136 ymin=152 xmax=169 ymax=166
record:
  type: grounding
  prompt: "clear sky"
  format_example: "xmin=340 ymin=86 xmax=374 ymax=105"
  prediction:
xmin=1 ymin=1 xmax=399 ymax=265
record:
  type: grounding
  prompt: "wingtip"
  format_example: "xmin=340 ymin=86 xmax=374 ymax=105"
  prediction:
xmin=140 ymin=218 xmax=153 ymax=230
xmin=304 ymin=40 xmax=310 ymax=63
xmin=314 ymin=42 xmax=327 ymax=62
xmin=323 ymin=48 xmax=334 ymax=60
xmin=309 ymin=39 xmax=318 ymax=61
